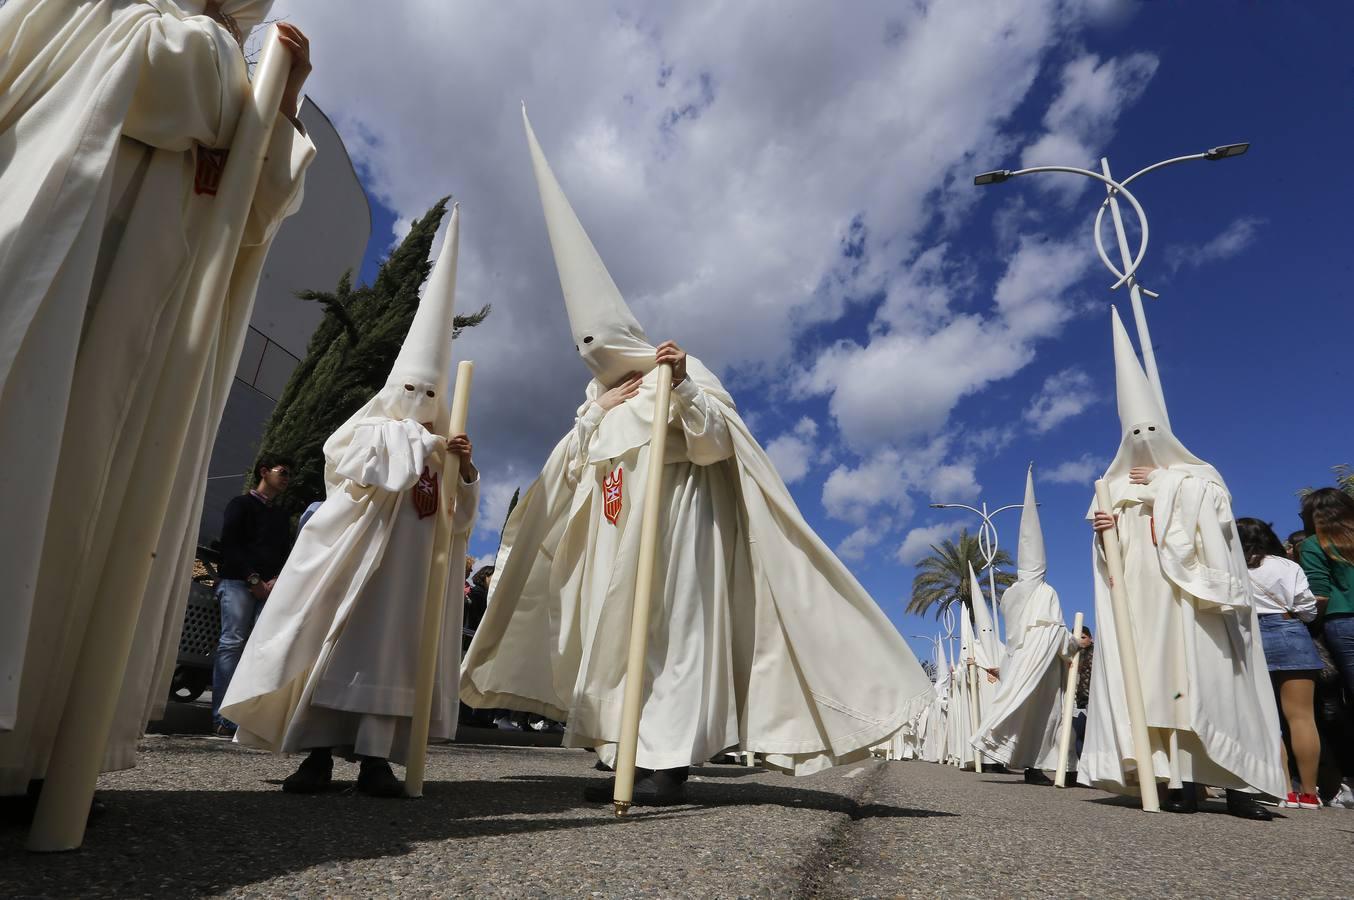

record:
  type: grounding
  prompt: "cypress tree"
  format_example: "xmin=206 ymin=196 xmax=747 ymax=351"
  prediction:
xmin=250 ymin=198 xmax=489 ymax=517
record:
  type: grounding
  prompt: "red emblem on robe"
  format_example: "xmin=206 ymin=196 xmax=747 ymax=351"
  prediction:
xmin=603 ymin=466 xmax=623 ymax=525
xmin=194 ymin=147 xmax=229 ymax=196
xmin=412 ymin=466 xmax=440 ymax=520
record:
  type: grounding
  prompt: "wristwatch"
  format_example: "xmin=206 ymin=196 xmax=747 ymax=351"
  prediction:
xmin=246 ymin=573 xmax=262 ymax=587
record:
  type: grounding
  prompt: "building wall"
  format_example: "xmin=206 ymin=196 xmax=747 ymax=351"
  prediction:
xmin=197 ymin=98 xmax=371 ymax=545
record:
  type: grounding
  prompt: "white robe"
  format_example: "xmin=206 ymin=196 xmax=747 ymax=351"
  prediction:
xmin=1078 ymin=469 xmax=1286 ymax=797
xmin=0 ymin=1 xmax=312 ymax=788
xmin=972 ymin=580 xmax=1073 ymax=771
xmin=222 ymin=418 xmax=479 ymax=766
xmin=462 ymin=360 xmax=934 ymax=774
xmin=919 ymin=675 xmax=948 ymax=763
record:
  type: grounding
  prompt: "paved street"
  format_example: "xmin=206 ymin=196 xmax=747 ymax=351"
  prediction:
xmin=1 ymin=736 xmax=1348 ymax=899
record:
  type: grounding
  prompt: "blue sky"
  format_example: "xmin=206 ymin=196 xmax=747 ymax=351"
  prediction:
xmin=281 ymin=0 xmax=1353 ymax=666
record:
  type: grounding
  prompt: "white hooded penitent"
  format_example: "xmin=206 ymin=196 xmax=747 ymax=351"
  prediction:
xmin=972 ymin=466 xmax=1074 ymax=772
xmin=5 ymin=2 xmax=316 ymax=851
xmin=461 ymin=109 xmax=933 ymax=778
xmin=1077 ymin=306 xmax=1285 ymax=799
xmin=222 ymin=206 xmax=479 ymax=767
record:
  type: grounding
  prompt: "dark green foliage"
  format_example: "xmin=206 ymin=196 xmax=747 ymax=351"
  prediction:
xmin=249 ymin=198 xmax=490 ymax=518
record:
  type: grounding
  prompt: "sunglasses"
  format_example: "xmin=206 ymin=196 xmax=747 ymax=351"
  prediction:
xmin=271 ymin=467 xmax=291 ymax=478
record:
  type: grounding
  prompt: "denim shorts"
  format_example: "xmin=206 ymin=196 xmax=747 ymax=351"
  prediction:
xmin=1258 ymin=614 xmax=1323 ymax=672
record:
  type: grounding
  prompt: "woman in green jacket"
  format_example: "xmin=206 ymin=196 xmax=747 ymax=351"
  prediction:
xmin=1299 ymin=488 xmax=1354 ymax=696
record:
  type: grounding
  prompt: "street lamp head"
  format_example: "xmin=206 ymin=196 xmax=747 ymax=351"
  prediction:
xmin=973 ymin=169 xmax=1013 ymax=186
xmin=1204 ymin=142 xmax=1249 ymax=160
xmin=929 ymin=503 xmax=948 ymax=509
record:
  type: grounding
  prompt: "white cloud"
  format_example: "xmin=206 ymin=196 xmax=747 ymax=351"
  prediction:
xmin=765 ymin=433 xmax=813 ymax=485
xmin=1042 ymin=453 xmax=1108 ymax=485
xmin=801 ymin=234 xmax=1088 ymax=453
xmin=837 ymin=521 xmax=890 ymax=562
xmin=1020 ymin=51 xmax=1159 ymax=200
xmin=822 ymin=450 xmax=913 ymax=526
xmin=1166 ymin=216 xmax=1267 ymax=274
xmin=896 ymin=521 xmax=963 ymax=565
xmin=1023 ymin=367 xmax=1095 ymax=433
xmin=793 ymin=417 xmax=819 ymax=439
xmin=929 ymin=463 xmax=981 ymax=502
xmin=476 ymin=469 xmax=531 ymax=537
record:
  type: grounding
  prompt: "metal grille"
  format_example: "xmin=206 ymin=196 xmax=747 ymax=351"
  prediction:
xmin=178 ymin=584 xmax=220 ymax=665
xmin=178 ymin=548 xmax=222 ymax=667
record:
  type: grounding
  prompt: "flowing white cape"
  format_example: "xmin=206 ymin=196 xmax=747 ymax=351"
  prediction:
xmin=462 ymin=363 xmax=933 ymax=775
xmin=972 ymin=582 xmax=1072 ymax=770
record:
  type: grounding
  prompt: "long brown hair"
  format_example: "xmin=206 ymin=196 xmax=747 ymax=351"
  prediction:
xmin=1301 ymin=488 xmax=1354 ymax=565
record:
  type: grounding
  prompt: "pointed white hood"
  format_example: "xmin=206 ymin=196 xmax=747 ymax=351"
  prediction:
xmin=967 ymin=562 xmax=1000 ymax=663
xmin=1101 ymin=305 xmax=1223 ymax=497
xmin=1001 ymin=466 xmax=1066 ymax=645
xmin=1015 ymin=466 xmax=1046 ymax=583
xmin=322 ymin=205 xmax=461 ymax=489
xmin=522 ymin=105 xmax=655 ymax=388
xmin=959 ymin=608 xmax=975 ymax=664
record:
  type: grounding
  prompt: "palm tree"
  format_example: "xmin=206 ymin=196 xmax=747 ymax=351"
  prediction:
xmin=907 ymin=529 xmax=1015 ymax=619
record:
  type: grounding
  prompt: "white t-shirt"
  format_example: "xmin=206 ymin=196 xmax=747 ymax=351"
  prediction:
xmin=1247 ymin=555 xmax=1317 ymax=621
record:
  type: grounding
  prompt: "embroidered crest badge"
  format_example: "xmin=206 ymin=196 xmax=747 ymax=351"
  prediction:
xmin=603 ymin=466 xmax=623 ymax=525
xmin=412 ymin=466 xmax=440 ymax=520
xmin=194 ymin=146 xmax=228 ymax=196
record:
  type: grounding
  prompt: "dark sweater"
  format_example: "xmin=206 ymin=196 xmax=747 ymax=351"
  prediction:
xmin=219 ymin=492 xmax=292 ymax=581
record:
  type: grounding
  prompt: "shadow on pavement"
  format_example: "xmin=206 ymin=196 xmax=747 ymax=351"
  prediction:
xmin=0 ymin=778 xmax=687 ymax=898
xmin=503 ymin=772 xmax=958 ymax=821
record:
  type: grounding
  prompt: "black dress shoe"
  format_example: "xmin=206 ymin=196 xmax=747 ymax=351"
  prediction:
xmin=1161 ymin=782 xmax=1199 ymax=814
xmin=1226 ymin=790 xmax=1275 ymax=821
xmin=356 ymin=758 xmax=404 ymax=798
xmin=282 ymin=749 xmax=333 ymax=794
xmin=1024 ymin=768 xmax=1054 ymax=786
xmin=583 ymin=768 xmax=687 ymax=806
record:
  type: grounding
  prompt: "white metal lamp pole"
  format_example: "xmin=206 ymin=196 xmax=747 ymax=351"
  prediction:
xmin=930 ymin=500 xmax=1022 ymax=645
xmin=973 ymin=142 xmax=1249 ymax=420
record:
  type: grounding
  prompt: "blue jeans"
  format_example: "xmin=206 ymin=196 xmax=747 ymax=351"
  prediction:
xmin=1072 ymin=710 xmax=1087 ymax=759
xmin=1324 ymin=616 xmax=1354 ymax=698
xmin=212 ymin=579 xmax=263 ymax=727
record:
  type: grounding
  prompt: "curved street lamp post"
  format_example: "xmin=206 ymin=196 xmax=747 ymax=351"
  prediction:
xmin=928 ymin=499 xmax=1024 ymax=645
xmin=973 ymin=143 xmax=1250 ymax=424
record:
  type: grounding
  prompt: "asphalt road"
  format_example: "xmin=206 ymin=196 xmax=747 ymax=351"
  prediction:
xmin=1 ymin=737 xmax=1348 ymax=898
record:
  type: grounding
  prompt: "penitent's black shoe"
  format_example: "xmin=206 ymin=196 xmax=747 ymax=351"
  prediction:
xmin=1161 ymin=782 xmax=1199 ymax=814
xmin=1023 ymin=768 xmax=1054 ymax=786
xmin=1225 ymin=790 xmax=1275 ymax=821
xmin=356 ymin=758 xmax=404 ymax=798
xmin=583 ymin=768 xmax=687 ymax=806
xmin=282 ymin=749 xmax=333 ymax=794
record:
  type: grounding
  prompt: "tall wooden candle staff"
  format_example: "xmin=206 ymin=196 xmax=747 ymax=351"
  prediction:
xmin=29 ymin=29 xmax=292 ymax=852
xmin=401 ymin=200 xmax=469 ymax=798
xmin=613 ymin=362 xmax=674 ymax=816
xmin=1093 ymin=480 xmax=1159 ymax=812
xmin=405 ymin=355 xmax=475 ymax=798
xmin=1054 ymin=611 xmax=1085 ymax=788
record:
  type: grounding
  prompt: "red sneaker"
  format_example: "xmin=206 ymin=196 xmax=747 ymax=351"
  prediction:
xmin=1297 ymin=792 xmax=1322 ymax=810
xmin=1282 ymin=791 xmax=1300 ymax=808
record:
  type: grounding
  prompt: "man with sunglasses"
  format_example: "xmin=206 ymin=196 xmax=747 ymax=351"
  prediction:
xmin=212 ymin=454 xmax=295 ymax=735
